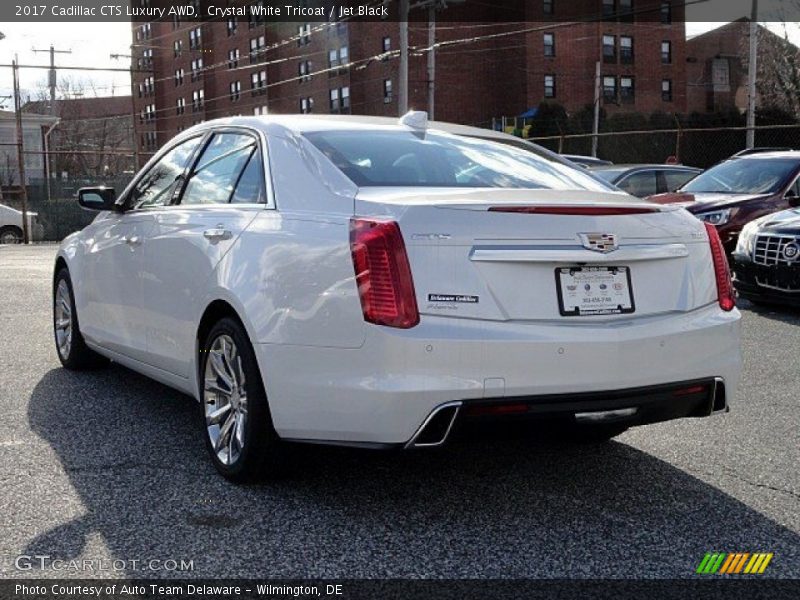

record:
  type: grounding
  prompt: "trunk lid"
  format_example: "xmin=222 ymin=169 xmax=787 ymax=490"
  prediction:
xmin=355 ymin=188 xmax=716 ymax=322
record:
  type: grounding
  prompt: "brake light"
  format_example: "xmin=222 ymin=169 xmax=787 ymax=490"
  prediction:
xmin=705 ymin=223 xmax=735 ymax=312
xmin=487 ymin=206 xmax=660 ymax=216
xmin=350 ymin=218 xmax=419 ymax=328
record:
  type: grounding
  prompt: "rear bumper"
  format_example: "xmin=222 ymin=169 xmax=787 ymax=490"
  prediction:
xmin=406 ymin=377 xmax=728 ymax=448
xmin=256 ymin=303 xmax=741 ymax=445
xmin=732 ymin=254 xmax=800 ymax=306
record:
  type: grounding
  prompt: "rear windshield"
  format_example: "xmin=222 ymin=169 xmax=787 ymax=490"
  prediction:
xmin=304 ymin=130 xmax=614 ymax=191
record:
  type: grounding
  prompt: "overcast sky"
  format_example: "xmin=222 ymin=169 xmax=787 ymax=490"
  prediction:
xmin=0 ymin=19 xmax=798 ymax=110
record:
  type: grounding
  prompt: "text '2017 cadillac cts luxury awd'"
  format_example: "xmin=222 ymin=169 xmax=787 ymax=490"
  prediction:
xmin=53 ymin=113 xmax=742 ymax=481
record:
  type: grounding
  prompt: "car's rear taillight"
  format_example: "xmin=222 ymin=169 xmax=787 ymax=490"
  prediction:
xmin=350 ymin=218 xmax=419 ymax=328
xmin=705 ymin=223 xmax=735 ymax=312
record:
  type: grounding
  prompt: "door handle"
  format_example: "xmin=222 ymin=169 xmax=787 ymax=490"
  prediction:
xmin=203 ymin=226 xmax=232 ymax=241
xmin=123 ymin=235 xmax=141 ymax=246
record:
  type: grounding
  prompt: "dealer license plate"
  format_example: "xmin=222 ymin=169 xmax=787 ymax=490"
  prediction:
xmin=556 ymin=266 xmax=635 ymax=317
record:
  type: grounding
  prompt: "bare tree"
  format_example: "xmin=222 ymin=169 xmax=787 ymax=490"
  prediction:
xmin=755 ymin=21 xmax=800 ymax=118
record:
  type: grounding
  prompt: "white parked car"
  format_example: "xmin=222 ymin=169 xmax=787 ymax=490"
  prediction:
xmin=0 ymin=202 xmax=41 ymax=243
xmin=53 ymin=114 xmax=742 ymax=481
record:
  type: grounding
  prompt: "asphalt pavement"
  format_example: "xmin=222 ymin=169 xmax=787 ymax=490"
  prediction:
xmin=0 ymin=244 xmax=797 ymax=579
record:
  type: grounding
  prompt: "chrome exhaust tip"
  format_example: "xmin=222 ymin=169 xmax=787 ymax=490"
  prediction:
xmin=711 ymin=377 xmax=729 ymax=415
xmin=574 ymin=407 xmax=638 ymax=423
xmin=405 ymin=402 xmax=461 ymax=449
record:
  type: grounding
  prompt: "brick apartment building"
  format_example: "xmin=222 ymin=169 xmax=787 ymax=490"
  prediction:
xmin=132 ymin=0 xmax=687 ymax=154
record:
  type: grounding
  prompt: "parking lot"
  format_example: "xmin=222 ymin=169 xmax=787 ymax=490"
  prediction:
xmin=0 ymin=244 xmax=797 ymax=579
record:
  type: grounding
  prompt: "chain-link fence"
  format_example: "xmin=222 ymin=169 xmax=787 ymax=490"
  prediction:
xmin=529 ymin=124 xmax=800 ymax=169
xmin=1 ymin=174 xmax=134 ymax=243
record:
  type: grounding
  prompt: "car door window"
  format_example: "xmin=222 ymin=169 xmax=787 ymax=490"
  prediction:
xmin=181 ymin=133 xmax=258 ymax=205
xmin=618 ymin=171 xmax=658 ymax=197
xmin=129 ymin=137 xmax=202 ymax=209
xmin=663 ymin=170 xmax=697 ymax=192
xmin=230 ymin=148 xmax=267 ymax=204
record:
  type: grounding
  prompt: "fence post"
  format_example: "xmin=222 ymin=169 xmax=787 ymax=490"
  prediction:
xmin=674 ymin=116 xmax=683 ymax=164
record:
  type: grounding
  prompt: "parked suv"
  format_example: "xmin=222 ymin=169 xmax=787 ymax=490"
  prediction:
xmin=649 ymin=151 xmax=800 ymax=252
xmin=732 ymin=206 xmax=800 ymax=306
xmin=590 ymin=164 xmax=701 ymax=198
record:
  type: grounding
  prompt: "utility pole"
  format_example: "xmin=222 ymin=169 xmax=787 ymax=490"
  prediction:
xmin=592 ymin=61 xmax=601 ymax=158
xmin=427 ymin=5 xmax=436 ymax=119
xmin=399 ymin=0 xmax=409 ymax=115
xmin=32 ymin=45 xmax=72 ymax=115
xmin=12 ymin=57 xmax=30 ymax=244
xmin=746 ymin=0 xmax=758 ymax=149
xmin=111 ymin=53 xmax=141 ymax=170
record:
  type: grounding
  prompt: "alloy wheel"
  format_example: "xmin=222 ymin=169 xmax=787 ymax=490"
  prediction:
xmin=54 ymin=280 xmax=73 ymax=360
xmin=204 ymin=334 xmax=248 ymax=466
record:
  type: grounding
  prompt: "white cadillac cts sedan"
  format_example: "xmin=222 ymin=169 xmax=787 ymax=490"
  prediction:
xmin=53 ymin=114 xmax=741 ymax=481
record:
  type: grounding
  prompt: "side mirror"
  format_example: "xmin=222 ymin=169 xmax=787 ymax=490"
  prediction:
xmin=78 ymin=187 xmax=118 ymax=212
xmin=787 ymin=193 xmax=800 ymax=208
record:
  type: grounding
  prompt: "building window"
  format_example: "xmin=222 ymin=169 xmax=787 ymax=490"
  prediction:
xmin=661 ymin=41 xmax=672 ymax=64
xmin=250 ymin=35 xmax=266 ymax=62
xmin=144 ymin=131 xmax=157 ymax=150
xmin=382 ymin=36 xmax=391 ymax=52
xmin=143 ymin=103 xmax=155 ymax=122
xmin=191 ymin=58 xmax=203 ymax=81
xmin=660 ymin=1 xmax=671 ymax=23
xmin=298 ymin=23 xmax=311 ymax=46
xmin=299 ymin=60 xmax=312 ymax=82
xmin=254 ymin=106 xmax=268 ymax=116
xmin=227 ymin=18 xmax=237 ymax=36
xmin=137 ymin=48 xmax=153 ymax=70
xmin=620 ymin=36 xmax=633 ymax=64
xmin=228 ymin=49 xmax=239 ymax=69
xmin=619 ymin=0 xmax=633 ymax=22
xmin=543 ymin=0 xmax=554 ymax=15
xmin=328 ymin=46 xmax=349 ymax=74
xmin=174 ymin=68 xmax=184 ymax=86
xmin=249 ymin=1 xmax=265 ymax=27
xmin=139 ymin=23 xmax=151 ymax=41
xmin=176 ymin=97 xmax=185 ymax=115
xmin=384 ymin=79 xmax=393 ymax=102
xmin=173 ymin=40 xmax=182 ymax=57
xmin=300 ymin=97 xmax=313 ymax=113
xmin=230 ymin=81 xmax=241 ymax=102
xmin=603 ymin=76 xmax=617 ymax=102
xmin=544 ymin=74 xmax=556 ymax=98
xmin=662 ymin=79 xmax=672 ymax=102
xmin=251 ymin=70 xmax=267 ymax=95
xmin=543 ymin=33 xmax=555 ymax=57
xmin=603 ymin=35 xmax=616 ymax=63
xmin=620 ymin=76 xmax=634 ymax=102
xmin=189 ymin=27 xmax=202 ymax=50
xmin=192 ymin=89 xmax=204 ymax=111
xmin=329 ymin=87 xmax=350 ymax=112
xmin=172 ymin=14 xmax=179 ymax=29
xmin=602 ymin=0 xmax=615 ymax=19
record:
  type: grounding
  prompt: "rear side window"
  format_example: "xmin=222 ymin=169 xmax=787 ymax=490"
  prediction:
xmin=304 ymin=130 xmax=612 ymax=191
xmin=181 ymin=132 xmax=265 ymax=205
xmin=129 ymin=137 xmax=202 ymax=209
xmin=618 ymin=171 xmax=658 ymax=197
xmin=663 ymin=170 xmax=698 ymax=192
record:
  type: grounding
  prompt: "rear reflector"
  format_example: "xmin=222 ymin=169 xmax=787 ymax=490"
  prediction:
xmin=487 ymin=206 xmax=660 ymax=216
xmin=350 ymin=218 xmax=420 ymax=329
xmin=704 ymin=223 xmax=736 ymax=312
xmin=673 ymin=385 xmax=707 ymax=397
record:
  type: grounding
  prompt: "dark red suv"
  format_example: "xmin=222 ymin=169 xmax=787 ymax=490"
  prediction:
xmin=648 ymin=151 xmax=800 ymax=253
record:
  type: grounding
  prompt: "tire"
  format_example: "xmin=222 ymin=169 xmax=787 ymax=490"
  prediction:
xmin=0 ymin=226 xmax=23 ymax=244
xmin=200 ymin=317 xmax=284 ymax=482
xmin=53 ymin=268 xmax=109 ymax=370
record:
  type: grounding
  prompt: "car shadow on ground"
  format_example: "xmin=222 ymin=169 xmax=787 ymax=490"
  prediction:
xmin=25 ymin=364 xmax=800 ymax=579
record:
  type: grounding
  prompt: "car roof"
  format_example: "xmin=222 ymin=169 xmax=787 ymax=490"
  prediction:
xmin=589 ymin=164 xmax=701 ymax=171
xmin=728 ymin=151 xmax=800 ymax=160
xmin=180 ymin=114 xmax=525 ymax=142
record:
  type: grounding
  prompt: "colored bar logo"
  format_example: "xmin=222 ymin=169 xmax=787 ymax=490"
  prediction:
xmin=696 ymin=552 xmax=773 ymax=574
